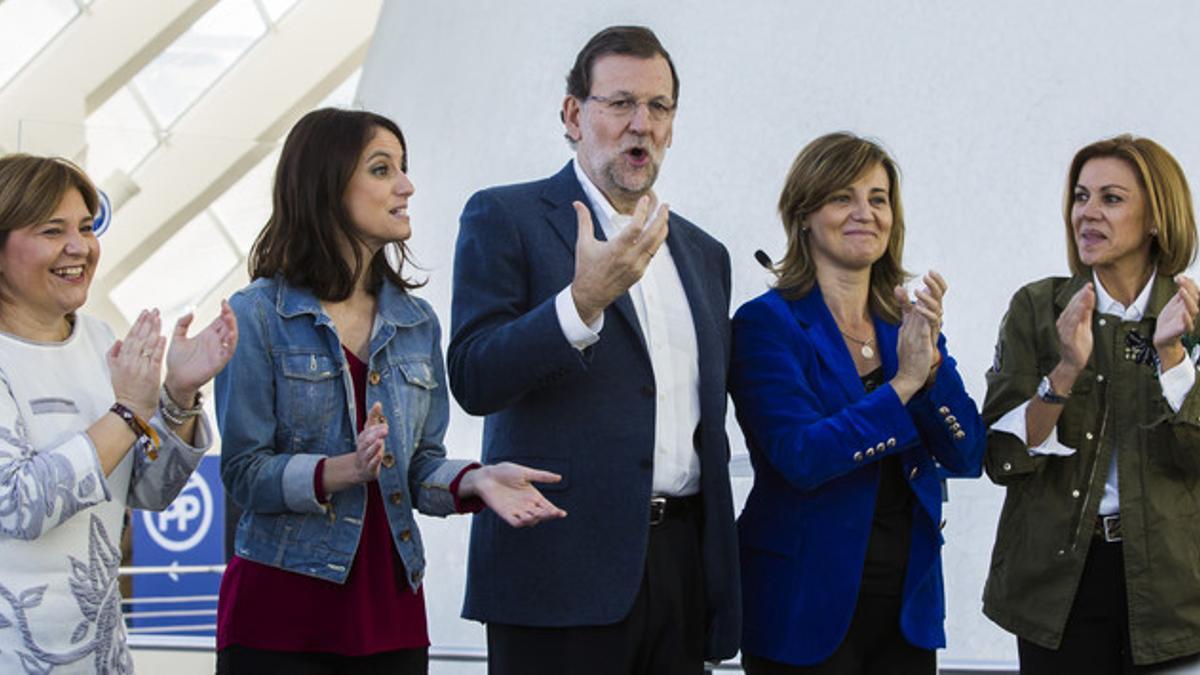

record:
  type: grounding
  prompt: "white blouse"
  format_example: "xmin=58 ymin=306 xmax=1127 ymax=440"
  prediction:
xmin=0 ymin=315 xmax=211 ymax=674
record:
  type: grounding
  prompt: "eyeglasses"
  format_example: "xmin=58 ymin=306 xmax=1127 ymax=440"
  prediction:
xmin=585 ymin=94 xmax=677 ymax=121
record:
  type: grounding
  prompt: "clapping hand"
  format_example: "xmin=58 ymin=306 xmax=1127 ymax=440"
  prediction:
xmin=570 ymin=195 xmax=669 ymax=325
xmin=109 ymin=309 xmax=167 ymax=420
xmin=459 ymin=462 xmax=567 ymax=527
xmin=1056 ymin=283 xmax=1096 ymax=378
xmin=1154 ymin=274 xmax=1200 ymax=370
xmin=912 ymin=271 xmax=947 ymax=354
xmin=890 ymin=286 xmax=936 ymax=403
xmin=163 ymin=300 xmax=238 ymax=405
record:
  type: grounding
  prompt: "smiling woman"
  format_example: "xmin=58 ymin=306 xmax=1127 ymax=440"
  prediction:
xmin=0 ymin=154 xmax=237 ymax=673
xmin=730 ymin=132 xmax=985 ymax=674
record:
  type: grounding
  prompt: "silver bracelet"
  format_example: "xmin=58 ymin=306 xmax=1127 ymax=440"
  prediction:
xmin=159 ymin=384 xmax=202 ymax=426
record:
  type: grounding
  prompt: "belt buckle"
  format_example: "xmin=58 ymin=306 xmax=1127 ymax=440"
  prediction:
xmin=649 ymin=497 xmax=667 ymax=526
xmin=1102 ymin=514 xmax=1122 ymax=543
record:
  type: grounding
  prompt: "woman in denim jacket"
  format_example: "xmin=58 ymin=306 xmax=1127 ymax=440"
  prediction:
xmin=214 ymin=108 xmax=565 ymax=674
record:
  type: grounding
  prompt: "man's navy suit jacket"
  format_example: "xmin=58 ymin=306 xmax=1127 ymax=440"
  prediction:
xmin=448 ymin=162 xmax=741 ymax=660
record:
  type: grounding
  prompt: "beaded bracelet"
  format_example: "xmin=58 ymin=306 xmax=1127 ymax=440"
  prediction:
xmin=110 ymin=402 xmax=161 ymax=460
xmin=159 ymin=385 xmax=203 ymax=427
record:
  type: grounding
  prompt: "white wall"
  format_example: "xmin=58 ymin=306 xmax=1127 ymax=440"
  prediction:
xmin=358 ymin=1 xmax=1200 ymax=665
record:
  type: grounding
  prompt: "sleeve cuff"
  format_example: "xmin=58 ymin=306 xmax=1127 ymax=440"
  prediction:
xmin=282 ymin=453 xmax=326 ymax=514
xmin=555 ymin=285 xmax=602 ymax=351
xmin=450 ymin=462 xmax=485 ymax=514
xmin=992 ymin=399 xmax=1076 ymax=457
xmin=1159 ymin=355 xmax=1196 ymax=412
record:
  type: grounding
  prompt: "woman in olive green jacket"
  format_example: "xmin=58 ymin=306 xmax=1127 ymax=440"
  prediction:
xmin=983 ymin=135 xmax=1200 ymax=673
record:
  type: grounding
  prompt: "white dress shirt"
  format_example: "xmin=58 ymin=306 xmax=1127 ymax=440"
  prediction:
xmin=551 ymin=160 xmax=702 ymax=496
xmin=992 ymin=271 xmax=1195 ymax=515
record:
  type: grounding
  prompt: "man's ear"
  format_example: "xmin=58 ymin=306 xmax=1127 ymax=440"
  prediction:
xmin=562 ymin=96 xmax=583 ymax=143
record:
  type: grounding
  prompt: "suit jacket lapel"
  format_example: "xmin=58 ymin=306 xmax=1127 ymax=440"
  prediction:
xmin=667 ymin=221 xmax=718 ymax=383
xmin=789 ymin=286 xmax=868 ymax=401
xmin=541 ymin=161 xmax=647 ymax=352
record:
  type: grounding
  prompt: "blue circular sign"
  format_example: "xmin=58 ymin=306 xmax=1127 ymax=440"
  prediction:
xmin=93 ymin=189 xmax=112 ymax=237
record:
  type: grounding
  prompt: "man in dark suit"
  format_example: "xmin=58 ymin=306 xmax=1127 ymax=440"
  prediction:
xmin=447 ymin=25 xmax=740 ymax=675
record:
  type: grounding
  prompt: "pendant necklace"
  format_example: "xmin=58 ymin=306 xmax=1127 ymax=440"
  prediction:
xmin=840 ymin=329 xmax=875 ymax=359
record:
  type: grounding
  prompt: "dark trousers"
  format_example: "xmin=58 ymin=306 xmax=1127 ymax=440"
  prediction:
xmin=742 ymin=594 xmax=935 ymax=675
xmin=215 ymin=645 xmax=428 ymax=675
xmin=1018 ymin=538 xmax=1200 ymax=675
xmin=486 ymin=507 xmax=706 ymax=675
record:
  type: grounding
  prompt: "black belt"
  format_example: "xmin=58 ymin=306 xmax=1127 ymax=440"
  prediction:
xmin=1093 ymin=514 xmax=1122 ymax=543
xmin=649 ymin=495 xmax=701 ymax=525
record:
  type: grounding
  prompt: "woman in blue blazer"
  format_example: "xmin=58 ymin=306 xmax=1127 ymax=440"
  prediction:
xmin=730 ymin=132 xmax=985 ymax=674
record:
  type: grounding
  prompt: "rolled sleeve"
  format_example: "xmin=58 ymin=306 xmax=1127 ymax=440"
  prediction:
xmin=991 ymin=400 xmax=1077 ymax=457
xmin=281 ymin=452 xmax=326 ymax=514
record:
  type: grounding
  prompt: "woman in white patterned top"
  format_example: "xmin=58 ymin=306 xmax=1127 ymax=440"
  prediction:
xmin=0 ymin=154 xmax=237 ymax=673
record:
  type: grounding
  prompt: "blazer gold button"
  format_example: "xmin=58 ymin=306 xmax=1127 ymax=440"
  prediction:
xmin=886 ymin=437 xmax=896 ymax=448
xmin=1071 ymin=489 xmax=1080 ymax=498
xmin=400 ymin=528 xmax=412 ymax=542
xmin=938 ymin=406 xmax=950 ymax=415
xmin=875 ymin=442 xmax=885 ymax=453
xmin=389 ymin=491 xmax=404 ymax=505
xmin=1098 ymin=318 xmax=1107 ymax=327
xmin=945 ymin=415 xmax=957 ymax=424
xmin=381 ymin=453 xmax=395 ymax=468
xmin=369 ymin=371 xmax=382 ymax=385
xmin=1085 ymin=432 xmax=1094 ymax=440
xmin=909 ymin=466 xmax=919 ymax=480
xmin=950 ymin=423 xmax=962 ymax=433
xmin=866 ymin=448 xmax=875 ymax=458
xmin=853 ymin=451 xmax=864 ymax=462
xmin=1003 ymin=462 xmax=1013 ymax=471
xmin=953 ymin=430 xmax=966 ymax=440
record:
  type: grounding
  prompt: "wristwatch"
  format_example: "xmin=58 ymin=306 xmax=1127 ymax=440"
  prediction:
xmin=1036 ymin=375 xmax=1070 ymax=404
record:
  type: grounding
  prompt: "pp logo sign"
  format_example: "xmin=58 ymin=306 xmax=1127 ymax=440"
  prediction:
xmin=141 ymin=472 xmax=214 ymax=553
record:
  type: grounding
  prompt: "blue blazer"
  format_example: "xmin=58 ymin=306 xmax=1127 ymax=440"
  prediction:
xmin=729 ymin=286 xmax=984 ymax=665
xmin=448 ymin=162 xmax=741 ymax=659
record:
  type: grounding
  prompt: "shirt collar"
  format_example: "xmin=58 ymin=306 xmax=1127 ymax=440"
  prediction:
xmin=1092 ymin=269 xmax=1154 ymax=320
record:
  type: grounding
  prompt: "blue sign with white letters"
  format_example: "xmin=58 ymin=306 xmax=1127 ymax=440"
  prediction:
xmin=130 ymin=455 xmax=224 ymax=637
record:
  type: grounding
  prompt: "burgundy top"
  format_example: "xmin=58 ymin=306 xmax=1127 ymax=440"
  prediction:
xmin=217 ymin=347 xmax=480 ymax=655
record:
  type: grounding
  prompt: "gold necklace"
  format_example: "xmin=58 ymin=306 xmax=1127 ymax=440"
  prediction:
xmin=839 ymin=329 xmax=875 ymax=359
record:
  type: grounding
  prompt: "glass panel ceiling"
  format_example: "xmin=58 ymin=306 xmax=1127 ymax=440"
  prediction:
xmin=131 ymin=0 xmax=267 ymax=129
xmin=0 ymin=0 xmax=79 ymax=90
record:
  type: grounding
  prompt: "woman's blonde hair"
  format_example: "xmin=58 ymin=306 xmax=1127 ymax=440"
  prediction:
xmin=1063 ymin=134 xmax=1197 ymax=276
xmin=774 ymin=132 xmax=908 ymax=323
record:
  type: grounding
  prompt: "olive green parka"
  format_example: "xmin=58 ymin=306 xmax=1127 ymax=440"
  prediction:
xmin=982 ymin=274 xmax=1200 ymax=666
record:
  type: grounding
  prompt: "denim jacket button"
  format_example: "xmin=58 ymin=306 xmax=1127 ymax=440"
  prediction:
xmin=400 ymin=529 xmax=412 ymax=542
xmin=411 ymin=570 xmax=422 ymax=584
xmin=389 ymin=491 xmax=404 ymax=505
xmin=381 ymin=453 xmax=396 ymax=469
xmin=369 ymin=371 xmax=382 ymax=385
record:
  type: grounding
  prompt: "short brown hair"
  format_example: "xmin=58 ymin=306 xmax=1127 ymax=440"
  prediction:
xmin=1063 ymin=134 xmax=1197 ymax=276
xmin=566 ymin=25 xmax=679 ymax=102
xmin=0 ymin=154 xmax=98 ymax=248
xmin=774 ymin=132 xmax=909 ymax=323
xmin=248 ymin=108 xmax=422 ymax=300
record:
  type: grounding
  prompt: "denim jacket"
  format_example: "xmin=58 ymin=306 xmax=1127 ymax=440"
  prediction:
xmin=216 ymin=276 xmax=472 ymax=588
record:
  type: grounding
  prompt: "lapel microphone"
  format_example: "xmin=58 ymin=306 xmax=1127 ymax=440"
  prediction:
xmin=754 ymin=250 xmax=773 ymax=270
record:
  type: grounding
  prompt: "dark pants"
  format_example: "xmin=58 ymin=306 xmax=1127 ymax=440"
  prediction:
xmin=486 ymin=505 xmax=706 ymax=675
xmin=1018 ymin=538 xmax=1200 ymax=675
xmin=742 ymin=594 xmax=935 ymax=675
xmin=215 ymin=645 xmax=427 ymax=675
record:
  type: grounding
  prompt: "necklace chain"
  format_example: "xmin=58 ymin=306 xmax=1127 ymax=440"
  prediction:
xmin=839 ymin=327 xmax=876 ymax=360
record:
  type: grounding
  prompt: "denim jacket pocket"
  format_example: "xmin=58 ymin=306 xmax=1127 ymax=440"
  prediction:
xmin=279 ymin=351 xmax=342 ymax=449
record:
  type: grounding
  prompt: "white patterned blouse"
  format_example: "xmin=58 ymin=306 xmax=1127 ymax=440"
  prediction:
xmin=0 ymin=314 xmax=211 ymax=674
